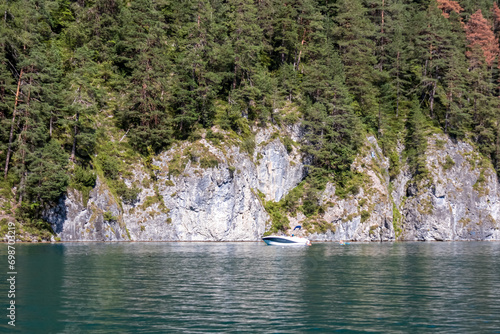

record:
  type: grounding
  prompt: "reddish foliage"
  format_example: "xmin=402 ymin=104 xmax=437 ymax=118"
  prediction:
xmin=436 ymin=0 xmax=463 ymax=18
xmin=492 ymin=3 xmax=500 ymax=32
xmin=465 ymin=10 xmax=499 ymax=67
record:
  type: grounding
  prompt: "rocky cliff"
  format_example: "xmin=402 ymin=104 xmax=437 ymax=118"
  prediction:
xmin=44 ymin=129 xmax=500 ymax=242
xmin=306 ymin=134 xmax=500 ymax=241
xmin=45 ymin=126 xmax=306 ymax=241
xmin=395 ymin=135 xmax=500 ymax=241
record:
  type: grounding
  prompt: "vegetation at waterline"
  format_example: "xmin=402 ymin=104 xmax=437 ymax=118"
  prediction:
xmin=2 ymin=0 xmax=500 ymax=235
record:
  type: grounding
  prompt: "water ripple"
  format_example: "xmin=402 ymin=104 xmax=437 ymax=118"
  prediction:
xmin=1 ymin=242 xmax=500 ymax=333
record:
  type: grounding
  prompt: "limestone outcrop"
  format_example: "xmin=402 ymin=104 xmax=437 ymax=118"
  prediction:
xmin=395 ymin=135 xmax=500 ymax=241
xmin=45 ymin=126 xmax=305 ymax=241
xmin=45 ymin=129 xmax=500 ymax=242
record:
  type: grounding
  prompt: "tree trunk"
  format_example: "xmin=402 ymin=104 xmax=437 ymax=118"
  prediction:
xmin=445 ymin=97 xmax=451 ymax=134
xmin=294 ymin=29 xmax=307 ymax=71
xmin=381 ymin=0 xmax=385 ymax=34
xmin=379 ymin=0 xmax=385 ymax=71
xmin=4 ymin=69 xmax=23 ymax=179
xmin=430 ymin=80 xmax=437 ymax=119
xmin=378 ymin=102 xmax=382 ymax=137
xmin=496 ymin=119 xmax=500 ymax=171
xmin=17 ymin=122 xmax=29 ymax=204
xmin=396 ymin=52 xmax=400 ymax=118
xmin=232 ymin=62 xmax=238 ymax=90
xmin=17 ymin=71 xmax=32 ymax=203
xmin=71 ymin=111 xmax=79 ymax=162
xmin=70 ymin=87 xmax=81 ymax=162
xmin=49 ymin=115 xmax=53 ymax=137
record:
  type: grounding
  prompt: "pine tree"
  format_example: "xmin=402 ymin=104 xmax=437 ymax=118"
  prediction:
xmin=227 ymin=0 xmax=267 ymax=121
xmin=464 ymin=9 xmax=499 ymax=155
xmin=465 ymin=9 xmax=499 ymax=68
xmin=408 ymin=3 xmax=459 ymax=120
xmin=114 ymin=0 xmax=173 ymax=153
xmin=492 ymin=2 xmax=500 ymax=37
xmin=333 ymin=0 xmax=378 ymax=130
xmin=436 ymin=0 xmax=464 ymax=19
xmin=269 ymin=0 xmax=300 ymax=67
xmin=25 ymin=140 xmax=69 ymax=204
xmin=441 ymin=48 xmax=470 ymax=136
xmin=406 ymin=99 xmax=429 ymax=179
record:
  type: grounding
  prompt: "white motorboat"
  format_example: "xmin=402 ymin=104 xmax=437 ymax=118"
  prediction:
xmin=262 ymin=235 xmax=311 ymax=246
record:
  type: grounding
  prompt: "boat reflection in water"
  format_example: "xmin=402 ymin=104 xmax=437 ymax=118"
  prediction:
xmin=262 ymin=225 xmax=311 ymax=246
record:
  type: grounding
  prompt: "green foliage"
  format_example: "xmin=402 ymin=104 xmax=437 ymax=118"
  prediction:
xmin=405 ymin=100 xmax=430 ymax=181
xmin=281 ymin=136 xmax=294 ymax=154
xmin=206 ymin=130 xmax=225 ymax=146
xmin=473 ymin=170 xmax=487 ymax=193
xmin=240 ymin=137 xmax=256 ymax=156
xmin=116 ymin=181 xmax=140 ymax=205
xmin=228 ymin=166 xmax=236 ymax=178
xmin=282 ymin=182 xmax=305 ymax=213
xmin=168 ymin=153 xmax=188 ymax=177
xmin=140 ymin=186 xmax=169 ymax=214
xmin=0 ymin=219 xmax=10 ymax=238
xmin=435 ymin=139 xmax=446 ymax=149
xmin=72 ymin=166 xmax=96 ymax=188
xmin=443 ymin=155 xmax=455 ymax=170
xmin=302 ymin=101 xmax=363 ymax=180
xmin=392 ymin=203 xmax=403 ymax=238
xmin=14 ymin=202 xmax=54 ymax=240
xmin=96 ymin=154 xmax=120 ymax=180
xmin=70 ymin=166 xmax=96 ymax=206
xmin=4 ymin=0 xmax=500 ymax=227
xmin=360 ymin=210 xmax=370 ymax=223
xmin=389 ymin=151 xmax=401 ymax=179
xmin=103 ymin=211 xmax=117 ymax=222
xmin=200 ymin=157 xmax=219 ymax=169
xmin=335 ymin=172 xmax=366 ymax=199
xmin=25 ymin=140 xmax=69 ymax=204
xmin=264 ymin=200 xmax=291 ymax=235
xmin=301 ymin=185 xmax=323 ymax=218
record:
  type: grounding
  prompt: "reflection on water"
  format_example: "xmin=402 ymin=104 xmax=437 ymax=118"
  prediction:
xmin=1 ymin=242 xmax=500 ymax=333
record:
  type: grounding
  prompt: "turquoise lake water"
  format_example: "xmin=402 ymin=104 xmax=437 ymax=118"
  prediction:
xmin=1 ymin=242 xmax=500 ymax=333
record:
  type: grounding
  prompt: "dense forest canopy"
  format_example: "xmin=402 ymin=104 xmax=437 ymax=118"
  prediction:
xmin=1 ymin=0 xmax=500 ymax=223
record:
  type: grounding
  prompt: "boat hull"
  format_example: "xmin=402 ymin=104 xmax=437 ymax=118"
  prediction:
xmin=262 ymin=236 xmax=311 ymax=246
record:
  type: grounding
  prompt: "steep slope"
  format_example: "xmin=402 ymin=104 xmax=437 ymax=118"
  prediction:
xmin=309 ymin=134 xmax=500 ymax=241
xmin=44 ymin=126 xmax=305 ymax=241
xmin=396 ymin=135 xmax=500 ymax=241
xmin=43 ymin=129 xmax=500 ymax=242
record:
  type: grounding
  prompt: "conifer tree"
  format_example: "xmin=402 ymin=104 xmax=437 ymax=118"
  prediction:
xmin=332 ymin=0 xmax=378 ymax=130
xmin=464 ymin=9 xmax=499 ymax=155
xmin=436 ymin=0 xmax=464 ymax=18
xmin=406 ymin=99 xmax=429 ymax=178
xmin=114 ymin=0 xmax=173 ymax=153
xmin=465 ymin=9 xmax=499 ymax=68
xmin=25 ymin=139 xmax=68 ymax=204
xmin=409 ymin=3 xmax=459 ymax=120
xmin=270 ymin=0 xmax=300 ymax=67
xmin=227 ymin=0 xmax=265 ymax=120
xmin=168 ymin=0 xmax=222 ymax=134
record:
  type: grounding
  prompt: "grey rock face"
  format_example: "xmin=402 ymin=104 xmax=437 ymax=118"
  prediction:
xmin=45 ymin=129 xmax=500 ymax=242
xmin=310 ymin=136 xmax=395 ymax=242
xmin=47 ymin=127 xmax=305 ymax=241
xmin=44 ymin=177 xmax=129 ymax=241
xmin=303 ymin=134 xmax=500 ymax=241
xmin=397 ymin=135 xmax=500 ymax=241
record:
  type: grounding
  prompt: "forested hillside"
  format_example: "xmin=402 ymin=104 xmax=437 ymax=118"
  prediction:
xmin=1 ymin=0 xmax=500 ymax=234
